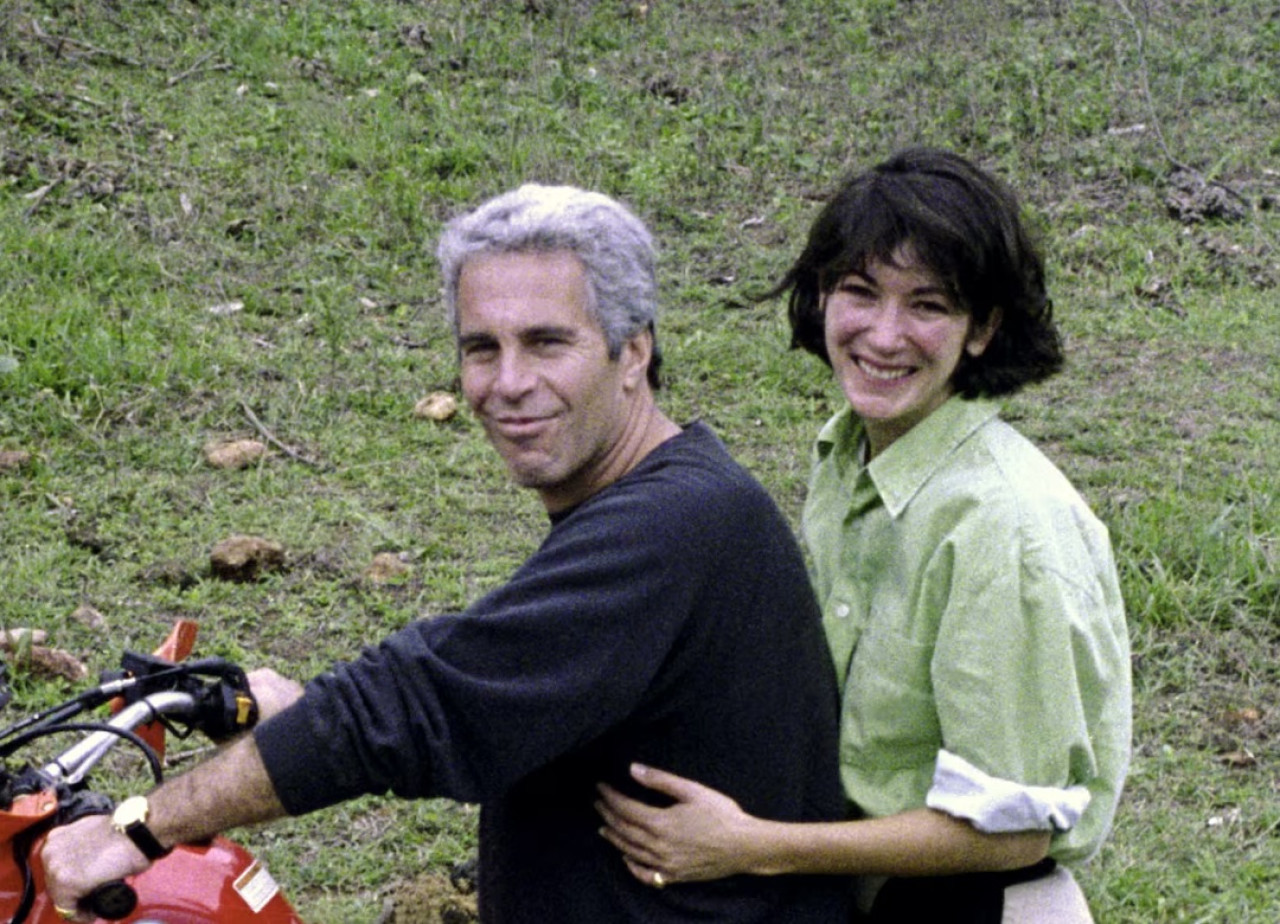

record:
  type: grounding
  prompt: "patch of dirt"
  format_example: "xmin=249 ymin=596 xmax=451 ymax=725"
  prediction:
xmin=378 ymin=859 xmax=479 ymax=924
xmin=1135 ymin=623 xmax=1280 ymax=767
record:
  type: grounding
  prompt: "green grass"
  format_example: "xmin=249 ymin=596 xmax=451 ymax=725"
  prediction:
xmin=2 ymin=0 xmax=1278 ymax=920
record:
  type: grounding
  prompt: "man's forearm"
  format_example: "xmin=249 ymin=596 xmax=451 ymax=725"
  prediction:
xmin=149 ymin=732 xmax=288 ymax=847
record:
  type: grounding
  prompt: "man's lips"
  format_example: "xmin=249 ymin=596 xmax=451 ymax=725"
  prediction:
xmin=488 ymin=414 xmax=555 ymax=439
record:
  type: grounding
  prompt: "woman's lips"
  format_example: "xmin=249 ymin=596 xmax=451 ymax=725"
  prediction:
xmin=855 ymin=356 xmax=913 ymax=382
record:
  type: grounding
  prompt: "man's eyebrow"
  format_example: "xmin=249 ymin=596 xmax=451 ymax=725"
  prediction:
xmin=521 ymin=324 xmax=578 ymax=341
xmin=457 ymin=331 xmax=496 ymax=350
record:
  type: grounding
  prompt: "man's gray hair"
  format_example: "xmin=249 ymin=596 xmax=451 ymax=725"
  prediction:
xmin=436 ymin=184 xmax=662 ymax=385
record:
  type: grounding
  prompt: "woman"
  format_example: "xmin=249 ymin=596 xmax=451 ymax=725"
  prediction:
xmin=596 ymin=148 xmax=1132 ymax=922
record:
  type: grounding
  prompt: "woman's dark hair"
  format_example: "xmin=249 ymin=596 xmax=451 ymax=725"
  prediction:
xmin=774 ymin=147 xmax=1063 ymax=398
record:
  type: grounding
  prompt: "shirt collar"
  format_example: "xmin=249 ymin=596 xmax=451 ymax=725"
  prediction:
xmin=815 ymin=397 xmax=1002 ymax=519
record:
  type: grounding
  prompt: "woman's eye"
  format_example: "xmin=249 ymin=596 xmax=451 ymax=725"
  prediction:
xmin=836 ymin=281 xmax=874 ymax=298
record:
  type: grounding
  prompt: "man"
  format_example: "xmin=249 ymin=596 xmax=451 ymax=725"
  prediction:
xmin=44 ymin=185 xmax=848 ymax=921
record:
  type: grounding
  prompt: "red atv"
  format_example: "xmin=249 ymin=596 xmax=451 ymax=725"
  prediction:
xmin=0 ymin=622 xmax=304 ymax=923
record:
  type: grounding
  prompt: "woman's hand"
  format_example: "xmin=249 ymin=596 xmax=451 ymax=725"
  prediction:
xmin=595 ymin=764 xmax=763 ymax=886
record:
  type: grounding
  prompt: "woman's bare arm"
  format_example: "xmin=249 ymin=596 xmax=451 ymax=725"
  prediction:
xmin=596 ymin=763 xmax=1049 ymax=885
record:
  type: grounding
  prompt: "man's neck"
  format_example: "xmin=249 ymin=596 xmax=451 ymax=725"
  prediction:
xmin=540 ymin=399 xmax=681 ymax=515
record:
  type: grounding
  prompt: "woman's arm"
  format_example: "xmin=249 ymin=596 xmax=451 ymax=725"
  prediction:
xmin=596 ymin=764 xmax=1049 ymax=885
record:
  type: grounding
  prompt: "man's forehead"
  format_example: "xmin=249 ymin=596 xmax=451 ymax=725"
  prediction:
xmin=460 ymin=248 xmax=585 ymax=278
xmin=455 ymin=251 xmax=602 ymax=336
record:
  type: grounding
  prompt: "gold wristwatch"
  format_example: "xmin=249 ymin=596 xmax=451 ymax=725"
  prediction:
xmin=110 ymin=796 xmax=171 ymax=861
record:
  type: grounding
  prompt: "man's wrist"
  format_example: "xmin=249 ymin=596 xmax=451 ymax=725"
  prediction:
xmin=110 ymin=795 xmax=171 ymax=861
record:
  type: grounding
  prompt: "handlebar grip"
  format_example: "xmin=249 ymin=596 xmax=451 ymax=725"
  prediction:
xmin=81 ymin=879 xmax=137 ymax=920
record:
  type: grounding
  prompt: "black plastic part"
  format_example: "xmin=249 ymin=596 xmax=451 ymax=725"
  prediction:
xmin=83 ymin=879 xmax=138 ymax=920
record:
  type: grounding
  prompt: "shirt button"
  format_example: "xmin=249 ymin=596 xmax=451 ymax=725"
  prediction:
xmin=834 ymin=603 xmax=851 ymax=619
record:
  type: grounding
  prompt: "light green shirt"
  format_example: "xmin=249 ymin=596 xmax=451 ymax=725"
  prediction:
xmin=804 ymin=396 xmax=1131 ymax=864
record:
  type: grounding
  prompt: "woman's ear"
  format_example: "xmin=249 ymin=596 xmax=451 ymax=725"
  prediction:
xmin=965 ymin=307 xmax=1003 ymax=358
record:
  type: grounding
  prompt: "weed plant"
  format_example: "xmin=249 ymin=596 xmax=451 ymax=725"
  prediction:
xmin=2 ymin=1 xmax=1278 ymax=920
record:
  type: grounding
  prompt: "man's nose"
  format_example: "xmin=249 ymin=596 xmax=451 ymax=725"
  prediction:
xmin=493 ymin=350 xmax=535 ymax=398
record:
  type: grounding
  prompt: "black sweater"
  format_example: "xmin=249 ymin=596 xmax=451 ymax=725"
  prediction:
xmin=257 ymin=423 xmax=848 ymax=921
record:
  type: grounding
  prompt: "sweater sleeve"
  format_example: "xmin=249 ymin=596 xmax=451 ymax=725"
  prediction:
xmin=256 ymin=474 xmax=712 ymax=815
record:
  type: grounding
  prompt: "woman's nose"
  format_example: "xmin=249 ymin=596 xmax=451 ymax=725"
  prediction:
xmin=860 ymin=303 xmax=906 ymax=347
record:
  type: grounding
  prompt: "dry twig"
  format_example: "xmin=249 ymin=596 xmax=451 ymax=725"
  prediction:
xmin=1111 ymin=0 xmax=1248 ymax=208
xmin=22 ymin=177 xmax=63 ymax=219
xmin=240 ymin=402 xmax=324 ymax=469
xmin=166 ymin=52 xmax=233 ymax=88
xmin=28 ymin=18 xmax=143 ymax=68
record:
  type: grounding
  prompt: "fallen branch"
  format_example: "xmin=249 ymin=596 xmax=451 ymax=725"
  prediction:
xmin=165 ymin=52 xmax=233 ymax=88
xmin=240 ymin=401 xmax=324 ymax=469
xmin=28 ymin=18 xmax=143 ymax=68
xmin=22 ymin=177 xmax=63 ymax=219
xmin=1111 ymin=0 xmax=1248 ymax=208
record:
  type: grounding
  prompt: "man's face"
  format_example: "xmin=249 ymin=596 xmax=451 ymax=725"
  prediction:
xmin=457 ymin=250 xmax=648 ymax=513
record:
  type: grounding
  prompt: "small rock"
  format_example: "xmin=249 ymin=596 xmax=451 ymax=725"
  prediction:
xmin=210 ymin=535 xmax=286 ymax=582
xmin=11 ymin=645 xmax=89 ymax=682
xmin=0 ymin=450 xmax=32 ymax=473
xmin=413 ymin=393 xmax=458 ymax=422
xmin=0 ymin=628 xmax=49 ymax=650
xmin=205 ymin=439 xmax=269 ymax=470
xmin=70 ymin=604 xmax=106 ymax=629
xmin=364 ymin=553 xmax=413 ymax=584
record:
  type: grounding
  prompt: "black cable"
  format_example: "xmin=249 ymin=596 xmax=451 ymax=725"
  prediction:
xmin=4 ymin=723 xmax=164 ymax=784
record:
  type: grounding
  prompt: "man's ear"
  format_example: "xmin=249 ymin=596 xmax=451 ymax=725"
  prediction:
xmin=619 ymin=327 xmax=654 ymax=390
xmin=965 ymin=307 xmax=1003 ymax=358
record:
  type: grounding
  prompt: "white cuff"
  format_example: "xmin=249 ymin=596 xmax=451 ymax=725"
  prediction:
xmin=925 ymin=749 xmax=1091 ymax=833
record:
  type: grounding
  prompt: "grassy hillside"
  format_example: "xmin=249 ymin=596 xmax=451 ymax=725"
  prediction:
xmin=2 ymin=1 xmax=1277 ymax=920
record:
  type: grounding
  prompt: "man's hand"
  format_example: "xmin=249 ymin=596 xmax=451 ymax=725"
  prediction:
xmin=42 ymin=814 xmax=152 ymax=922
xmin=247 ymin=668 xmax=304 ymax=722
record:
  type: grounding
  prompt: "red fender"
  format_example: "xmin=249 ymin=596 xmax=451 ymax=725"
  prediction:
xmin=0 ymin=792 xmax=303 ymax=924
xmin=30 ymin=836 xmax=305 ymax=923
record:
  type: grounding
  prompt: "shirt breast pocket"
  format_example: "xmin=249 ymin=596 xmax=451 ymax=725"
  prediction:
xmin=842 ymin=625 xmax=940 ymax=771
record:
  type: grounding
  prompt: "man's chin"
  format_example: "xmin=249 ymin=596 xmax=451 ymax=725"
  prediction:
xmin=503 ymin=458 xmax=558 ymax=490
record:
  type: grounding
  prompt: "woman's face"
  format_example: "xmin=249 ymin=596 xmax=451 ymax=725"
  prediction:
xmin=822 ymin=248 xmax=998 ymax=458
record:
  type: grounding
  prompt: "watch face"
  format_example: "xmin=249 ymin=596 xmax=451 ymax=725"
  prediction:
xmin=114 ymin=796 xmax=149 ymax=828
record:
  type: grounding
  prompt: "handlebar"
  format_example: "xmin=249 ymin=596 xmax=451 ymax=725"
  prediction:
xmin=2 ymin=659 xmax=258 ymax=923
xmin=41 ymin=691 xmax=198 ymax=786
xmin=22 ymin=691 xmax=203 ymax=920
xmin=84 ymin=880 xmax=139 ymax=921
